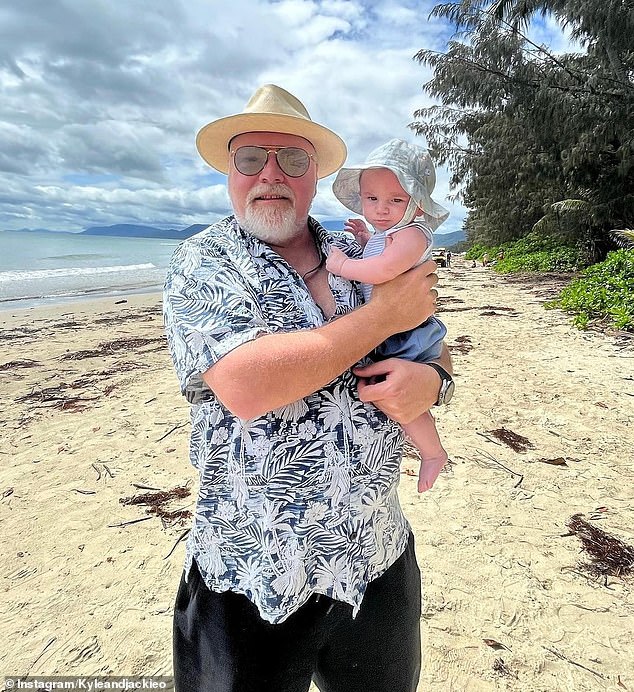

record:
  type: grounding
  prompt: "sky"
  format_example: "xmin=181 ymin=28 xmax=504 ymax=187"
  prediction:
xmin=0 ymin=0 xmax=574 ymax=235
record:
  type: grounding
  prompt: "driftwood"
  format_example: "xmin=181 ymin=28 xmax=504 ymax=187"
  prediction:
xmin=164 ymin=529 xmax=191 ymax=560
xmin=108 ymin=516 xmax=154 ymax=528
xmin=537 ymin=457 xmax=568 ymax=466
xmin=542 ymin=645 xmax=606 ymax=680
xmin=474 ymin=449 xmax=524 ymax=487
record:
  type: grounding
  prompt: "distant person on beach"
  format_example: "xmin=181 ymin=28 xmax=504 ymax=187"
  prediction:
xmin=446 ymin=249 xmax=452 ymax=267
xmin=163 ymin=84 xmax=453 ymax=692
xmin=327 ymin=138 xmax=454 ymax=493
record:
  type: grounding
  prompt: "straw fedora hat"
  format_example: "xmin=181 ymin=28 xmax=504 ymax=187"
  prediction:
xmin=196 ymin=84 xmax=347 ymax=179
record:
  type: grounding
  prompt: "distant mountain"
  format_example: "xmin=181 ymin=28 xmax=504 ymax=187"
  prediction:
xmin=318 ymin=220 xmax=466 ymax=249
xmin=25 ymin=220 xmax=467 ymax=247
xmin=433 ymin=230 xmax=466 ymax=249
xmin=82 ymin=223 xmax=209 ymax=239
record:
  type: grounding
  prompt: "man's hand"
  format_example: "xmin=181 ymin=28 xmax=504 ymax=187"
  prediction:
xmin=369 ymin=260 xmax=438 ymax=335
xmin=354 ymin=359 xmax=442 ymax=424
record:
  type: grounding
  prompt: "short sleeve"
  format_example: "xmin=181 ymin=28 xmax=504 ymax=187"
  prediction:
xmin=163 ymin=237 xmax=272 ymax=399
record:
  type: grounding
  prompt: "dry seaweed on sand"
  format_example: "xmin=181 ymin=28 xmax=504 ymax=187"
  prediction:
xmin=119 ymin=485 xmax=193 ymax=527
xmin=488 ymin=427 xmax=534 ymax=453
xmin=60 ymin=336 xmax=165 ymax=361
xmin=501 ymin=271 xmax=576 ymax=301
xmin=479 ymin=310 xmax=519 ymax=317
xmin=437 ymin=306 xmax=479 ymax=313
xmin=492 ymin=658 xmax=517 ymax=678
xmin=4 ymin=325 xmax=43 ymax=342
xmin=449 ymin=335 xmax=473 ymax=354
xmin=566 ymin=514 xmax=634 ymax=579
xmin=112 ymin=360 xmax=151 ymax=371
xmin=15 ymin=370 xmax=122 ymax=410
xmin=120 ymin=485 xmax=191 ymax=507
xmin=0 ymin=359 xmax=41 ymax=371
xmin=479 ymin=304 xmax=520 ymax=317
xmin=94 ymin=313 xmax=156 ymax=325
xmin=50 ymin=320 xmax=82 ymax=330
xmin=16 ymin=383 xmax=100 ymax=412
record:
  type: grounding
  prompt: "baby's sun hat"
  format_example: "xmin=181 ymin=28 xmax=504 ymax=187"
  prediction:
xmin=332 ymin=138 xmax=449 ymax=230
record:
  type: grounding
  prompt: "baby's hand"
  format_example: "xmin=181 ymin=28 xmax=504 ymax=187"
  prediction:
xmin=344 ymin=218 xmax=372 ymax=247
xmin=326 ymin=246 xmax=348 ymax=274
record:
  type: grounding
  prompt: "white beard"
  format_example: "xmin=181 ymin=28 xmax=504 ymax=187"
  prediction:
xmin=237 ymin=185 xmax=303 ymax=245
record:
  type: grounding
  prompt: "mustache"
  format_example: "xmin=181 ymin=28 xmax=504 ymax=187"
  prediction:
xmin=246 ymin=184 xmax=295 ymax=205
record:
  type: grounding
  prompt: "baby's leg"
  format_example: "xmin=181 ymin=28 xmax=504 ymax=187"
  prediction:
xmin=401 ymin=411 xmax=448 ymax=493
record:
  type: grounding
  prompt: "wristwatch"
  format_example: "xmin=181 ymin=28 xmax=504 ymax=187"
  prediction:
xmin=426 ymin=363 xmax=455 ymax=406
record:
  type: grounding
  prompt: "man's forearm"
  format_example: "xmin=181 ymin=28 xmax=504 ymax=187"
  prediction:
xmin=203 ymin=302 xmax=399 ymax=419
xmin=203 ymin=260 xmax=439 ymax=419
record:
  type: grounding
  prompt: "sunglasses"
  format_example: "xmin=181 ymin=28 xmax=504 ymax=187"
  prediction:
xmin=230 ymin=146 xmax=315 ymax=178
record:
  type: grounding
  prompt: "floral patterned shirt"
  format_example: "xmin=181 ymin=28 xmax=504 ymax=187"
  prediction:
xmin=163 ymin=215 xmax=411 ymax=624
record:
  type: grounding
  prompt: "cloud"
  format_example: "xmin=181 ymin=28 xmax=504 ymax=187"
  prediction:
xmin=0 ymin=0 xmax=578 ymax=233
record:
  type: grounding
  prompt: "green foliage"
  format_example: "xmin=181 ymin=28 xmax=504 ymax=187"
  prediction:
xmin=495 ymin=248 xmax=581 ymax=272
xmin=465 ymin=242 xmax=495 ymax=260
xmin=465 ymin=232 xmax=585 ymax=271
xmin=449 ymin=239 xmax=471 ymax=253
xmin=546 ymin=250 xmax=634 ymax=331
xmin=411 ymin=0 xmax=634 ymax=253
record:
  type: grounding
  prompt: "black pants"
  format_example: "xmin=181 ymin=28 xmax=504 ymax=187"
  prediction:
xmin=173 ymin=533 xmax=422 ymax=692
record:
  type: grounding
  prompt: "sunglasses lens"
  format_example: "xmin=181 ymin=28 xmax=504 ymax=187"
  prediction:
xmin=277 ymin=148 xmax=310 ymax=177
xmin=234 ymin=147 xmax=268 ymax=176
xmin=233 ymin=147 xmax=311 ymax=177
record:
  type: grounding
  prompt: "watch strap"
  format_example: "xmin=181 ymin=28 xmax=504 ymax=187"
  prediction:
xmin=426 ymin=362 xmax=453 ymax=406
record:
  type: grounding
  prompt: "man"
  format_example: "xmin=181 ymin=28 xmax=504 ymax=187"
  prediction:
xmin=163 ymin=84 xmax=454 ymax=692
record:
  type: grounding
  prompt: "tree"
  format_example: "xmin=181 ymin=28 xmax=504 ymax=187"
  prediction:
xmin=411 ymin=0 xmax=634 ymax=254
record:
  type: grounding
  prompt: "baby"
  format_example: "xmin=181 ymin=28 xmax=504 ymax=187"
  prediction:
xmin=327 ymin=138 xmax=452 ymax=492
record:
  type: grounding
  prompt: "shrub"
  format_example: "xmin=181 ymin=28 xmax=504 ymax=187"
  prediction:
xmin=465 ymin=233 xmax=585 ymax=272
xmin=465 ymin=243 xmax=495 ymax=261
xmin=495 ymin=246 xmax=582 ymax=273
xmin=546 ymin=250 xmax=634 ymax=331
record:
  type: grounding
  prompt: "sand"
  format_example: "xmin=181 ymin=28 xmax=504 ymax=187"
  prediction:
xmin=1 ymin=258 xmax=633 ymax=690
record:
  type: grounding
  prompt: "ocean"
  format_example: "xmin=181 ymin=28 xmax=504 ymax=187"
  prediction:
xmin=0 ymin=230 xmax=183 ymax=310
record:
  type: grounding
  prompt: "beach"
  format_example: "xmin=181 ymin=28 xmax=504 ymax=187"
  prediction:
xmin=1 ymin=258 xmax=633 ymax=690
